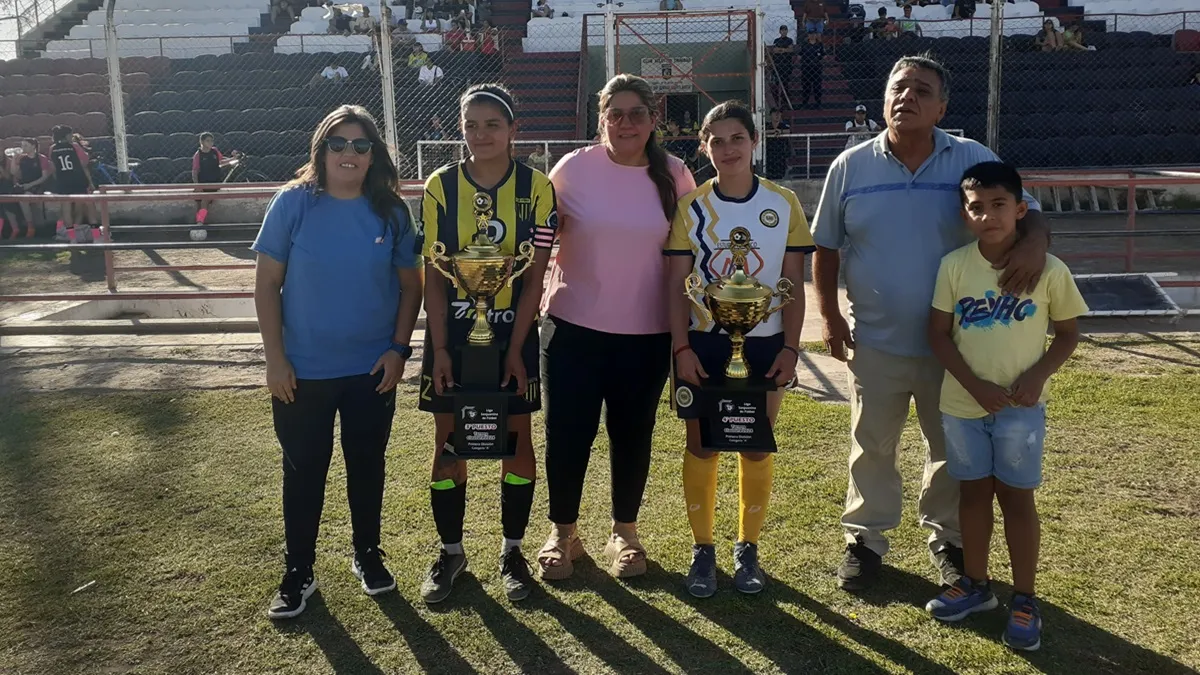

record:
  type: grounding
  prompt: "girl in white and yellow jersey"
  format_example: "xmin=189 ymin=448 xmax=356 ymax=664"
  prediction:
xmin=663 ymin=100 xmax=814 ymax=597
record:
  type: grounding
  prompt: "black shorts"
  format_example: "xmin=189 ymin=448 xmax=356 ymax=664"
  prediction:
xmin=53 ymin=177 xmax=87 ymax=196
xmin=672 ymin=330 xmax=785 ymax=418
xmin=417 ymin=321 xmax=542 ymax=415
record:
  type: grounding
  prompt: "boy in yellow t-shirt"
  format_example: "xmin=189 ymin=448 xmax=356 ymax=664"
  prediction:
xmin=923 ymin=162 xmax=1088 ymax=652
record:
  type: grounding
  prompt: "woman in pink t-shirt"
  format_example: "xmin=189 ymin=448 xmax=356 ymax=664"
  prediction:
xmin=537 ymin=74 xmax=696 ymax=581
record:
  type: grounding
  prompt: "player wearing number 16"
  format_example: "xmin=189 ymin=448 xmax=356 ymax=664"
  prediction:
xmin=417 ymin=84 xmax=558 ymax=604
xmin=664 ymin=101 xmax=814 ymax=598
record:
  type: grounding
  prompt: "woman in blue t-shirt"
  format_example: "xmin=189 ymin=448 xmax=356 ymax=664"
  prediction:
xmin=252 ymin=104 xmax=424 ymax=620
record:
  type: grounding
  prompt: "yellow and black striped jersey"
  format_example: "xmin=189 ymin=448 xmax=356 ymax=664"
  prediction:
xmin=665 ymin=175 xmax=815 ymax=337
xmin=420 ymin=159 xmax=557 ymax=328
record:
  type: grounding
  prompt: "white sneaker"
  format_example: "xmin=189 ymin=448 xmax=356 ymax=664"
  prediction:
xmin=189 ymin=228 xmax=208 ymax=242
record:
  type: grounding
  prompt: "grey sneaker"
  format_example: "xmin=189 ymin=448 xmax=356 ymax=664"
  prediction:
xmin=931 ymin=543 xmax=965 ymax=587
xmin=500 ymin=547 xmax=536 ymax=602
xmin=420 ymin=548 xmax=467 ymax=604
xmin=733 ymin=541 xmax=766 ymax=594
xmin=838 ymin=537 xmax=882 ymax=590
xmin=686 ymin=544 xmax=717 ymax=598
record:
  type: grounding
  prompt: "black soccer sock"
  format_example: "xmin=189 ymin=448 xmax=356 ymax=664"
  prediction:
xmin=430 ymin=480 xmax=466 ymax=547
xmin=500 ymin=473 xmax=535 ymax=542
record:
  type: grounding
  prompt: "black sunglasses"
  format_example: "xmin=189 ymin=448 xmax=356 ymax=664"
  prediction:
xmin=325 ymin=136 xmax=373 ymax=155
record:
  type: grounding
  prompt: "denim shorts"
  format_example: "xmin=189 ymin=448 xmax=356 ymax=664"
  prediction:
xmin=941 ymin=403 xmax=1046 ymax=489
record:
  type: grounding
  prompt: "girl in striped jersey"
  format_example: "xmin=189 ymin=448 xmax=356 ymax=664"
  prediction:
xmin=664 ymin=101 xmax=815 ymax=597
xmin=418 ymin=84 xmax=558 ymax=604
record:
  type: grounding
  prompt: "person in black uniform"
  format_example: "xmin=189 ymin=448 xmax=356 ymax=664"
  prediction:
xmin=49 ymin=125 xmax=94 ymax=243
xmin=0 ymin=158 xmax=30 ymax=239
xmin=799 ymin=31 xmax=825 ymax=109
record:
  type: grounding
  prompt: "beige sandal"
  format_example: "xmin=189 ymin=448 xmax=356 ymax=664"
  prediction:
xmin=603 ymin=530 xmax=647 ymax=578
xmin=537 ymin=529 xmax=586 ymax=580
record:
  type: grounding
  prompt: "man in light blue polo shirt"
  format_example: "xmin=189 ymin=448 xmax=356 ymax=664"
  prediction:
xmin=811 ymin=54 xmax=1050 ymax=592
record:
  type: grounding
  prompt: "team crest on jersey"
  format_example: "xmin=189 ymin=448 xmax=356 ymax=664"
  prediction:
xmin=759 ymin=209 xmax=779 ymax=228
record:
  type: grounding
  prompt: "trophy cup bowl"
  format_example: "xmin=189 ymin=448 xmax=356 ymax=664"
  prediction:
xmin=430 ymin=238 xmax=535 ymax=345
xmin=685 ymin=227 xmax=793 ymax=379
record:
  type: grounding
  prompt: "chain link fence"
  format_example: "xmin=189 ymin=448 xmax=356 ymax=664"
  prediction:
xmin=4 ymin=3 xmax=1199 ymax=185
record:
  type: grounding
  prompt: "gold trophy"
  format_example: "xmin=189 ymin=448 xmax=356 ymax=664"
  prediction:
xmin=429 ymin=192 xmax=535 ymax=345
xmin=684 ymin=227 xmax=794 ymax=379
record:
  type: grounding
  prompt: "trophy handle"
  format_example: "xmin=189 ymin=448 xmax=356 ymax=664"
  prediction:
xmin=428 ymin=241 xmax=460 ymax=289
xmin=506 ymin=241 xmax=536 ymax=287
xmin=684 ymin=273 xmax=713 ymax=323
xmin=765 ymin=277 xmax=795 ymax=318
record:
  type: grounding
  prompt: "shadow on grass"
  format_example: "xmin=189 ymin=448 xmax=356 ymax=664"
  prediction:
xmin=273 ymin=592 xmax=383 ymax=675
xmin=1080 ymin=333 xmax=1200 ymax=369
xmin=372 ymin=592 xmax=478 ymax=675
xmin=144 ymin=249 xmax=204 ymax=289
xmin=67 ymin=248 xmax=106 ymax=283
xmin=635 ymin=564 xmax=899 ymax=674
xmin=454 ymin=575 xmax=577 ymax=674
xmin=849 ymin=567 xmax=1195 ymax=675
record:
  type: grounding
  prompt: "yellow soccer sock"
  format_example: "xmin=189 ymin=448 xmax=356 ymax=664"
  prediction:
xmin=738 ymin=454 xmax=774 ymax=544
xmin=682 ymin=451 xmax=719 ymax=546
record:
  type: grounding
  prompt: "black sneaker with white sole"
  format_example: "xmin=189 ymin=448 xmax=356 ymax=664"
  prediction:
xmin=420 ymin=549 xmax=468 ymax=604
xmin=931 ymin=543 xmax=965 ymax=587
xmin=500 ymin=547 xmax=536 ymax=602
xmin=837 ymin=537 xmax=882 ymax=591
xmin=352 ymin=547 xmax=397 ymax=596
xmin=267 ymin=567 xmax=317 ymax=620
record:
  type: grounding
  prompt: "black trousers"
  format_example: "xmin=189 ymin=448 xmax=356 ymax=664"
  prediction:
xmin=274 ymin=372 xmax=396 ymax=569
xmin=541 ymin=315 xmax=671 ymax=525
xmin=801 ymin=68 xmax=822 ymax=105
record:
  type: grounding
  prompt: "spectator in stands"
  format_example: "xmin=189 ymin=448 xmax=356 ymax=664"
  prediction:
xmin=772 ymin=25 xmax=795 ymax=96
xmin=11 ymin=139 xmax=51 ymax=234
xmin=408 ymin=43 xmax=431 ymax=68
xmin=422 ymin=13 xmax=441 ymax=31
xmin=476 ymin=0 xmax=493 ymax=26
xmin=526 ymin=146 xmax=550 ymax=172
xmin=951 ymin=0 xmax=976 ymax=19
xmin=324 ymin=2 xmax=353 ymax=34
xmin=659 ymin=0 xmax=685 ymax=9
xmin=419 ymin=58 xmax=445 ymax=86
xmin=426 ymin=114 xmax=446 ymax=141
xmin=765 ymin=108 xmax=790 ymax=179
xmin=315 ymin=63 xmax=350 ymax=86
xmin=533 ymin=0 xmax=554 ymax=18
xmin=445 ymin=18 xmax=468 ymax=49
xmin=1063 ymin=21 xmax=1089 ymax=51
xmin=798 ymin=31 xmax=825 ymax=109
xmin=480 ymin=20 xmax=501 ymax=57
xmin=191 ymin=132 xmax=238 ymax=240
xmin=1036 ymin=20 xmax=1063 ymax=52
xmin=845 ymin=104 xmax=881 ymax=149
xmin=870 ymin=7 xmax=897 ymax=40
xmin=802 ymin=0 xmax=828 ymax=35
xmin=256 ymin=104 xmax=422 ymax=621
xmin=898 ymin=5 xmax=921 ymax=36
xmin=271 ymin=0 xmax=298 ymax=25
xmin=536 ymin=74 xmax=696 ymax=583
xmin=812 ymin=53 xmax=1049 ymax=596
xmin=0 ymin=158 xmax=31 ymax=239
xmin=353 ymin=7 xmax=380 ymax=32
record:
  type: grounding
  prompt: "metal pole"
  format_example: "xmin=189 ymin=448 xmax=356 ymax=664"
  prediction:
xmin=104 ymin=0 xmax=129 ymax=174
xmin=417 ymin=141 xmax=424 ymax=180
xmin=752 ymin=6 xmax=766 ymax=171
xmin=604 ymin=5 xmax=616 ymax=81
xmin=378 ymin=1 xmax=399 ymax=166
xmin=101 ymin=198 xmax=116 ymax=291
xmin=984 ymin=0 xmax=1003 ymax=152
xmin=805 ymin=136 xmax=811 ymax=180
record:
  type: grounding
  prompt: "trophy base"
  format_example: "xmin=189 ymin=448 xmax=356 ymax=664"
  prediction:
xmin=677 ymin=374 xmax=777 ymax=453
xmin=451 ymin=342 xmax=516 ymax=459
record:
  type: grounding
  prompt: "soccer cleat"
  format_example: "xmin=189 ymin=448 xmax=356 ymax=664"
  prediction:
xmin=732 ymin=541 xmax=766 ymax=594
xmin=499 ymin=547 xmax=536 ymax=602
xmin=686 ymin=544 xmax=717 ymax=598
xmin=925 ymin=577 xmax=999 ymax=622
xmin=267 ymin=567 xmax=317 ymax=620
xmin=1003 ymin=594 xmax=1043 ymax=651
xmin=837 ymin=537 xmax=882 ymax=590
xmin=420 ymin=548 xmax=467 ymax=604
xmin=351 ymin=547 xmax=397 ymax=596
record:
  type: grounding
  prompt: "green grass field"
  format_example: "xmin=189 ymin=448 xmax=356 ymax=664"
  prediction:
xmin=1 ymin=334 xmax=1198 ymax=674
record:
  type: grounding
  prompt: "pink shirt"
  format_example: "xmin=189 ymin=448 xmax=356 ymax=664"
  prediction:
xmin=543 ymin=144 xmax=696 ymax=334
